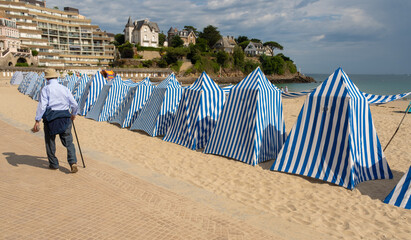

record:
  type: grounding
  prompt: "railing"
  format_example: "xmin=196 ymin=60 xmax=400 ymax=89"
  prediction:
xmin=17 ymin=48 xmax=30 ymax=53
xmin=2 ymin=48 xmax=9 ymax=56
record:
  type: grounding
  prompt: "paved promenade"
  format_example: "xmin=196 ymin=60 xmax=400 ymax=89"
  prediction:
xmin=0 ymin=119 xmax=283 ymax=240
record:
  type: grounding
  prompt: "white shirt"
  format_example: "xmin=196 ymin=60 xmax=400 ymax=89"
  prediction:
xmin=35 ymin=79 xmax=79 ymax=121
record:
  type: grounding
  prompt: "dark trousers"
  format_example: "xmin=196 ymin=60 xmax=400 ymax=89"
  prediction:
xmin=44 ymin=121 xmax=77 ymax=168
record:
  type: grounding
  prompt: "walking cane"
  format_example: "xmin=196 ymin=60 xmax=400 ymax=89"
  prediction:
xmin=72 ymin=120 xmax=85 ymax=168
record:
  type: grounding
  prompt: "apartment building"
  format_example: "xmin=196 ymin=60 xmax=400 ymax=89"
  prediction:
xmin=0 ymin=0 xmax=115 ymax=68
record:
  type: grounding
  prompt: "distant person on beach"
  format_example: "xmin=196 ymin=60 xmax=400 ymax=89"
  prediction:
xmin=31 ymin=69 xmax=79 ymax=173
xmin=280 ymin=87 xmax=284 ymax=92
xmin=285 ymin=86 xmax=288 ymax=93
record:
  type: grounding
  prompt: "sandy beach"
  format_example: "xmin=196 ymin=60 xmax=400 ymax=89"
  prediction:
xmin=0 ymin=81 xmax=410 ymax=239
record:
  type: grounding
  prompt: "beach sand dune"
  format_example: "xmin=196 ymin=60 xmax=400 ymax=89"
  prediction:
xmin=0 ymin=84 xmax=410 ymax=239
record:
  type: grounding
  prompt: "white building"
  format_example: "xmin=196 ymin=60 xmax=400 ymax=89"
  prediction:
xmin=244 ymin=42 xmax=272 ymax=56
xmin=124 ymin=17 xmax=159 ymax=47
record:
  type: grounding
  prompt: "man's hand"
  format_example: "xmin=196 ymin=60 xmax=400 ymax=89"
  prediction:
xmin=71 ymin=115 xmax=76 ymax=121
xmin=31 ymin=121 xmax=40 ymax=133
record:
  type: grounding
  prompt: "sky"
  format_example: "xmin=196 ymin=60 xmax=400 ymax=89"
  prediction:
xmin=45 ymin=0 xmax=411 ymax=74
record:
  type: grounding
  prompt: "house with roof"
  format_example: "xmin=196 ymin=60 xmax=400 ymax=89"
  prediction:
xmin=124 ymin=17 xmax=160 ymax=47
xmin=167 ymin=27 xmax=196 ymax=46
xmin=244 ymin=42 xmax=272 ymax=56
xmin=213 ymin=36 xmax=237 ymax=54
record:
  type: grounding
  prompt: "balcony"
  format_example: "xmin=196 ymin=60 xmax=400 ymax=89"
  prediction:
xmin=69 ymin=33 xmax=80 ymax=38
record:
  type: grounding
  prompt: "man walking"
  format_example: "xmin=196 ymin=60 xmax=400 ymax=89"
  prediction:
xmin=32 ymin=69 xmax=79 ymax=173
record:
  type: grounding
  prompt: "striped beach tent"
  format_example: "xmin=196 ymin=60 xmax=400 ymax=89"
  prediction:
xmin=363 ymin=92 xmax=411 ymax=105
xmin=130 ymin=73 xmax=183 ymax=136
xmin=28 ymin=72 xmax=45 ymax=99
xmin=18 ymin=72 xmax=36 ymax=93
xmin=384 ymin=166 xmax=411 ymax=209
xmin=222 ymin=85 xmax=233 ymax=98
xmin=72 ymin=74 xmax=91 ymax=102
xmin=30 ymin=73 xmax=46 ymax=101
xmin=66 ymin=74 xmax=79 ymax=92
xmin=10 ymin=71 xmax=23 ymax=85
xmin=109 ymin=77 xmax=153 ymax=128
xmin=86 ymin=76 xmax=132 ymax=121
xmin=32 ymin=76 xmax=46 ymax=102
xmin=78 ymin=71 xmax=107 ymax=116
xmin=163 ymin=72 xmax=225 ymax=150
xmin=271 ymin=68 xmax=393 ymax=190
xmin=61 ymin=75 xmax=70 ymax=87
xmin=24 ymin=72 xmax=40 ymax=95
xmin=281 ymin=89 xmax=315 ymax=99
xmin=204 ymin=67 xmax=286 ymax=166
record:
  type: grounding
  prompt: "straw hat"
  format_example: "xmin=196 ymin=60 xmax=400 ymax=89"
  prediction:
xmin=44 ymin=69 xmax=58 ymax=79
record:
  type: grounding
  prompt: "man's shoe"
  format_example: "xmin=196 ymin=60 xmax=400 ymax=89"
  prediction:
xmin=49 ymin=165 xmax=58 ymax=170
xmin=70 ymin=163 xmax=78 ymax=173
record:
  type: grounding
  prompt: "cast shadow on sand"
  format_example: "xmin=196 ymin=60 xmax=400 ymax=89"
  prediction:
xmin=3 ymin=152 xmax=71 ymax=173
xmin=259 ymin=159 xmax=403 ymax=201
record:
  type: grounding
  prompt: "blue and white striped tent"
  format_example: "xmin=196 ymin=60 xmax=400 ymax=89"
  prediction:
xmin=66 ymin=74 xmax=79 ymax=93
xmin=61 ymin=75 xmax=70 ymax=87
xmin=72 ymin=74 xmax=91 ymax=102
xmin=98 ymin=77 xmax=135 ymax=122
xmin=163 ymin=72 xmax=225 ymax=150
xmin=384 ymin=166 xmax=411 ymax=209
xmin=23 ymin=72 xmax=40 ymax=95
xmin=86 ymin=76 xmax=133 ymax=121
xmin=271 ymin=68 xmax=393 ymax=190
xmin=281 ymin=89 xmax=315 ymax=99
xmin=130 ymin=73 xmax=183 ymax=136
xmin=364 ymin=92 xmax=411 ymax=105
xmin=18 ymin=72 xmax=36 ymax=93
xmin=10 ymin=71 xmax=23 ymax=85
xmin=29 ymin=73 xmax=45 ymax=100
xmin=32 ymin=75 xmax=46 ymax=102
xmin=78 ymin=71 xmax=107 ymax=116
xmin=109 ymin=77 xmax=153 ymax=128
xmin=204 ymin=67 xmax=286 ymax=166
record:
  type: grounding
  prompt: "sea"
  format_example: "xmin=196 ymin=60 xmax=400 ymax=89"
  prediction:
xmin=275 ymin=74 xmax=411 ymax=96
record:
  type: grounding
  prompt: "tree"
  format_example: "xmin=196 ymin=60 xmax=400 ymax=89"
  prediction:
xmin=232 ymin=46 xmax=245 ymax=69
xmin=216 ymin=51 xmax=229 ymax=67
xmin=121 ymin=48 xmax=134 ymax=58
xmin=114 ymin=34 xmax=125 ymax=46
xmin=118 ymin=41 xmax=134 ymax=58
xmin=236 ymin=35 xmax=249 ymax=44
xmin=194 ymin=38 xmax=209 ymax=52
xmin=183 ymin=25 xmax=199 ymax=36
xmin=263 ymin=41 xmax=284 ymax=56
xmin=170 ymin=35 xmax=184 ymax=48
xmin=31 ymin=49 xmax=38 ymax=56
xmin=238 ymin=40 xmax=250 ymax=50
xmin=159 ymin=32 xmax=166 ymax=46
xmin=259 ymin=55 xmax=285 ymax=75
xmin=250 ymin=38 xmax=262 ymax=43
xmin=199 ymin=25 xmax=221 ymax=49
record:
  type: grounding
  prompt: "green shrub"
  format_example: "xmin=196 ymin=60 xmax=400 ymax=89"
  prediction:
xmin=142 ymin=60 xmax=153 ymax=68
xmin=184 ymin=68 xmax=193 ymax=76
xmin=31 ymin=49 xmax=38 ymax=56
xmin=243 ymin=60 xmax=260 ymax=74
xmin=15 ymin=62 xmax=29 ymax=67
xmin=170 ymin=60 xmax=183 ymax=72
xmin=138 ymin=46 xmax=161 ymax=52
xmin=286 ymin=61 xmax=297 ymax=74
